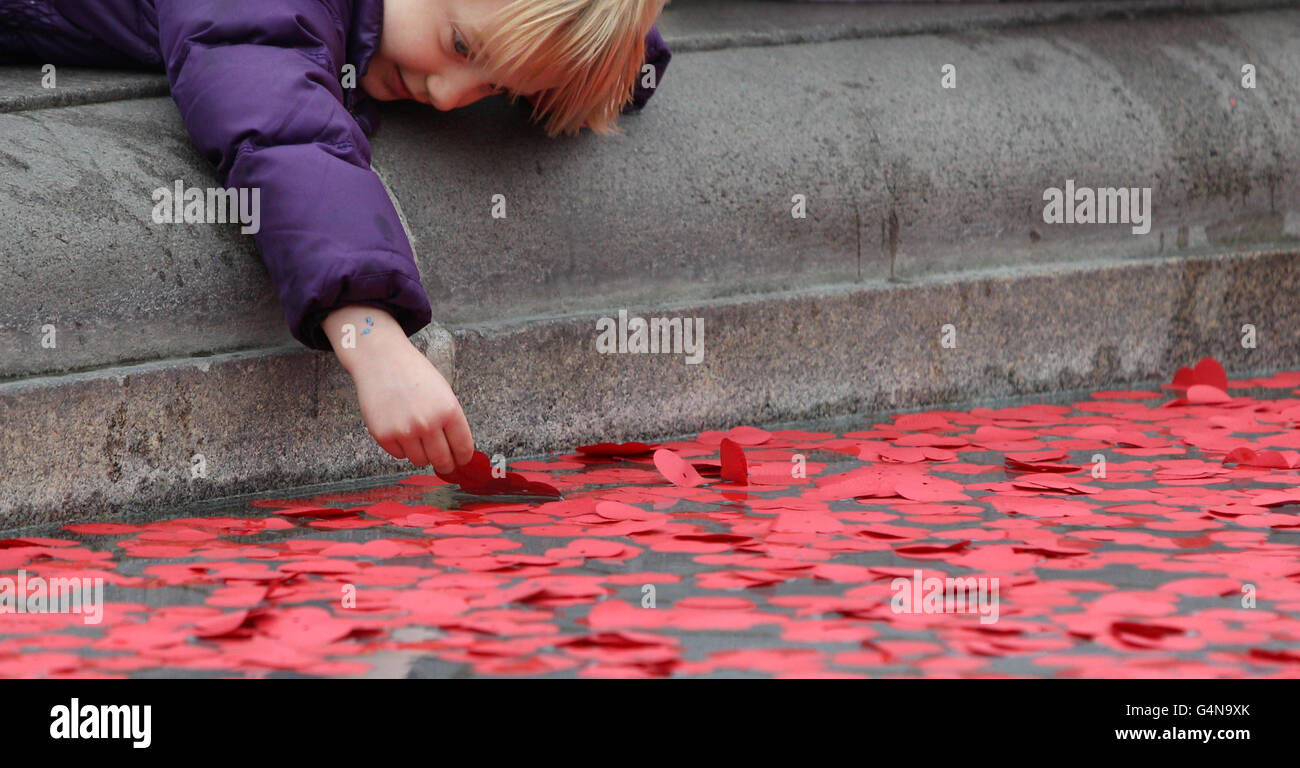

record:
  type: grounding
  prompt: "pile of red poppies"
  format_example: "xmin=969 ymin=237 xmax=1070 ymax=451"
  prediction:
xmin=2 ymin=358 xmax=1299 ymax=678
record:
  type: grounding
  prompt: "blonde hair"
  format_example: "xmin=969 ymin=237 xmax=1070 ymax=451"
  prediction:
xmin=476 ymin=0 xmax=666 ymax=137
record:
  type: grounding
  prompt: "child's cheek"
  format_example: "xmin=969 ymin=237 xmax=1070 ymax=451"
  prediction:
xmin=357 ymin=54 xmax=396 ymax=100
xmin=358 ymin=70 xmax=386 ymax=101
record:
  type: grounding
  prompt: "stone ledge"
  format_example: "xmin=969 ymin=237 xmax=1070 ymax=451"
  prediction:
xmin=5 ymin=8 xmax=1298 ymax=381
xmin=4 ymin=248 xmax=1294 ymax=526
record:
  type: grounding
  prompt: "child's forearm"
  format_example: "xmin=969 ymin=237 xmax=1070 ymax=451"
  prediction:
xmin=321 ymin=305 xmax=408 ymax=371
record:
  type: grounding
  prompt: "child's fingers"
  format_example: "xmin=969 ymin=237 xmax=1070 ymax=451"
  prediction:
xmin=421 ymin=429 xmax=455 ymax=475
xmin=379 ymin=438 xmax=406 ymax=460
xmin=443 ymin=411 xmax=475 ymax=466
xmin=399 ymin=436 xmax=430 ymax=468
xmin=368 ymin=428 xmax=404 ymax=459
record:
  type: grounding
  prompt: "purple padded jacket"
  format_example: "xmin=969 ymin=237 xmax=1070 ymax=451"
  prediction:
xmin=0 ymin=0 xmax=671 ymax=350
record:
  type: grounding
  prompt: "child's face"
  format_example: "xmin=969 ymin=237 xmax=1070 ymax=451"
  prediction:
xmin=363 ymin=0 xmax=515 ymax=111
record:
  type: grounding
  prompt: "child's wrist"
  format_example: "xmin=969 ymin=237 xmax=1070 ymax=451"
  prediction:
xmin=322 ymin=305 xmax=411 ymax=373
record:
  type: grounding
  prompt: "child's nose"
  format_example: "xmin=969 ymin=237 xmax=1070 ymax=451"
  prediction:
xmin=426 ymin=73 xmax=496 ymax=112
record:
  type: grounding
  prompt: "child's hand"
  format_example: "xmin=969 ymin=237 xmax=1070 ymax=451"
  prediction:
xmin=322 ymin=306 xmax=474 ymax=472
xmin=351 ymin=341 xmax=474 ymax=472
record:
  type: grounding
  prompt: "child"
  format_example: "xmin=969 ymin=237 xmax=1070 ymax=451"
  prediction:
xmin=1 ymin=0 xmax=671 ymax=473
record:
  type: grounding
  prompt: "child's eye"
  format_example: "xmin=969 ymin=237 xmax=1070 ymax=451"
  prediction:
xmin=452 ymin=27 xmax=472 ymax=59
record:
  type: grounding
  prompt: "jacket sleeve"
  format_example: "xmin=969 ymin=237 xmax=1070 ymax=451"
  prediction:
xmin=153 ymin=0 xmax=431 ymax=351
xmin=623 ymin=24 xmax=671 ymax=113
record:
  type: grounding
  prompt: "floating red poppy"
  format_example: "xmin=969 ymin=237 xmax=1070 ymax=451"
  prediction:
xmin=434 ymin=450 xmax=562 ymax=498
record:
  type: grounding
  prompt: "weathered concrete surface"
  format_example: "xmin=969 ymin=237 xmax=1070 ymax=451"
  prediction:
xmin=449 ymin=248 xmax=1300 ymax=457
xmin=0 ymin=98 xmax=285 ymax=381
xmin=659 ymin=0 xmax=1299 ymax=52
xmin=0 ymin=67 xmax=167 ymax=113
xmin=5 ymin=8 xmax=1299 ymax=381
xmin=3 ymin=8 xmax=1298 ymax=378
xmin=0 ymin=324 xmax=454 ymax=526
xmin=374 ymin=8 xmax=1300 ymax=327
xmin=2 ymin=0 xmax=1286 ymax=112
xmin=3 ymin=248 xmax=1296 ymax=526
xmin=0 ymin=82 xmax=740 ymax=378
